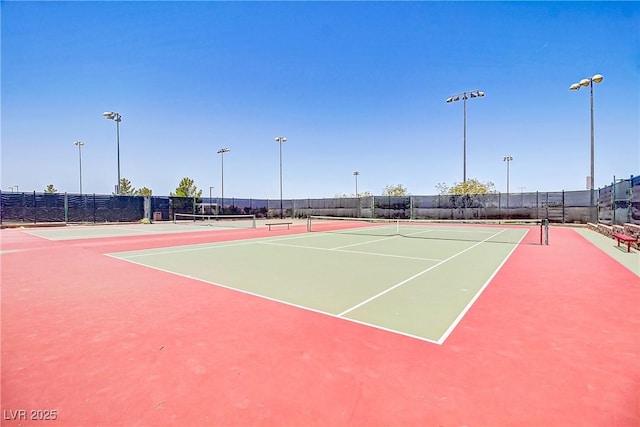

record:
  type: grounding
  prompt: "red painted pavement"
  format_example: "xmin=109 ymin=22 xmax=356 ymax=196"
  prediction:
xmin=1 ymin=225 xmax=638 ymax=426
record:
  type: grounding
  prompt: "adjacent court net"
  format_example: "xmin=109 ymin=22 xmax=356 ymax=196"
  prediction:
xmin=173 ymin=213 xmax=256 ymax=229
xmin=306 ymin=216 xmax=549 ymax=245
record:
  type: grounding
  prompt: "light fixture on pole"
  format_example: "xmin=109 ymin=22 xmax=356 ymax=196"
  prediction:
xmin=217 ymin=148 xmax=230 ymax=214
xmin=274 ymin=137 xmax=287 ymax=218
xmin=353 ymin=171 xmax=360 ymax=197
xmin=503 ymin=155 xmax=513 ymax=209
xmin=73 ymin=141 xmax=85 ymax=194
xmin=102 ymin=111 xmax=122 ymax=194
xmin=446 ymin=90 xmax=485 ymax=183
xmin=570 ymin=73 xmax=603 ymax=222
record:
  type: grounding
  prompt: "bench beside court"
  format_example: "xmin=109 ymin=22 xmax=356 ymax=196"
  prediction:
xmin=588 ymin=222 xmax=640 ymax=253
xmin=266 ymin=222 xmax=293 ymax=231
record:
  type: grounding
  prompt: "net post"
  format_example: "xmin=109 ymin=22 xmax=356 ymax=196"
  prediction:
xmin=252 ymin=215 xmax=256 ymax=229
xmin=539 ymin=219 xmax=542 ymax=245
xmin=544 ymin=219 xmax=549 ymax=245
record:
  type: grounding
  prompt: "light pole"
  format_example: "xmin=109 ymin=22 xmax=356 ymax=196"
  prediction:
xmin=217 ymin=148 xmax=230 ymax=214
xmin=353 ymin=171 xmax=360 ymax=197
xmin=209 ymin=186 xmax=215 ymax=214
xmin=102 ymin=111 xmax=122 ymax=194
xmin=570 ymin=74 xmax=603 ymax=222
xmin=503 ymin=155 xmax=513 ymax=209
xmin=446 ymin=90 xmax=485 ymax=183
xmin=74 ymin=141 xmax=85 ymax=194
xmin=275 ymin=137 xmax=287 ymax=218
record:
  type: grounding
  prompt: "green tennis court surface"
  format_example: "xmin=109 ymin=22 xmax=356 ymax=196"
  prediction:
xmin=21 ymin=217 xmax=260 ymax=240
xmin=109 ymin=222 xmax=531 ymax=343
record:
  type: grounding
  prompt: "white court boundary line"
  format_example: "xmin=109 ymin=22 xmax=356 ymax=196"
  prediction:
xmin=338 ymin=228 xmax=509 ymax=317
xmin=258 ymin=241 xmax=443 ymax=262
xmin=110 ymin=226 xmax=415 ymax=259
xmin=437 ymin=230 xmax=527 ymax=344
xmin=20 ymin=222 xmax=252 ymax=241
xmin=105 ymin=253 xmax=443 ymax=345
xmin=110 ymin=230 xmax=348 ymax=258
xmin=108 ymin=225 xmax=528 ymax=345
xmin=21 ymin=225 xmax=180 ymax=241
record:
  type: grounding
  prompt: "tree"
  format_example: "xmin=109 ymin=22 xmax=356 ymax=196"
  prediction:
xmin=334 ymin=191 xmax=373 ymax=198
xmin=44 ymin=184 xmax=57 ymax=193
xmin=170 ymin=177 xmax=202 ymax=198
xmin=114 ymin=178 xmax=136 ymax=195
xmin=382 ymin=184 xmax=408 ymax=196
xmin=136 ymin=187 xmax=152 ymax=196
xmin=435 ymin=182 xmax=449 ymax=195
xmin=437 ymin=178 xmax=496 ymax=195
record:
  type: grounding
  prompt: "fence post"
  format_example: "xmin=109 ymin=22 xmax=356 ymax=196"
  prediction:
xmin=597 ymin=187 xmax=602 ymax=223
xmin=612 ymin=176 xmax=616 ymax=224
xmin=546 ymin=192 xmax=549 ymax=220
xmin=371 ymin=196 xmax=375 ymax=218
xmin=410 ymin=196 xmax=414 ymax=219
xmin=64 ymin=193 xmax=69 ymax=223
xmin=628 ymin=175 xmax=634 ymax=225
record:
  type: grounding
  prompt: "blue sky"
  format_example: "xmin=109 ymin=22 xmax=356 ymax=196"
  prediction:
xmin=2 ymin=1 xmax=638 ymax=199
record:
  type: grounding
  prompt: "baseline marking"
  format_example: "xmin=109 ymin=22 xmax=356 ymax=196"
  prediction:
xmin=108 ymin=253 xmax=442 ymax=345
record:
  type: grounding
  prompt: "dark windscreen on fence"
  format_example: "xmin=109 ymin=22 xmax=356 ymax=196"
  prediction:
xmin=1 ymin=177 xmax=638 ymax=225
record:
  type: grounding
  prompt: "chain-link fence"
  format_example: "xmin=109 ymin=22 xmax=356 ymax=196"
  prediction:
xmin=598 ymin=175 xmax=639 ymax=225
xmin=2 ymin=176 xmax=638 ymax=226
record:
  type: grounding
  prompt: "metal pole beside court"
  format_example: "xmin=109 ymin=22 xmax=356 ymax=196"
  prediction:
xmin=217 ymin=148 xmax=230 ymax=215
xmin=275 ymin=137 xmax=287 ymax=219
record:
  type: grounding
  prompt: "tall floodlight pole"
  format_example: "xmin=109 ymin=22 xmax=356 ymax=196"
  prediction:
xmin=102 ymin=111 xmax=122 ymax=194
xmin=570 ymin=74 xmax=603 ymax=222
xmin=274 ymin=137 xmax=287 ymax=218
xmin=353 ymin=171 xmax=360 ymax=197
xmin=446 ymin=90 xmax=485 ymax=183
xmin=503 ymin=155 xmax=513 ymax=209
xmin=74 ymin=141 xmax=85 ymax=194
xmin=217 ymin=148 xmax=230 ymax=214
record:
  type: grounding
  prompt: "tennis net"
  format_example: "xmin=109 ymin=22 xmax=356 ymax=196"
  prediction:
xmin=173 ymin=213 xmax=256 ymax=229
xmin=306 ymin=216 xmax=549 ymax=245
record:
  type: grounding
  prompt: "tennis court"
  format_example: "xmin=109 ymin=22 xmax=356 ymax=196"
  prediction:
xmin=107 ymin=218 xmax=543 ymax=343
xmin=20 ymin=213 xmax=259 ymax=240
xmin=2 ymin=217 xmax=638 ymax=426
